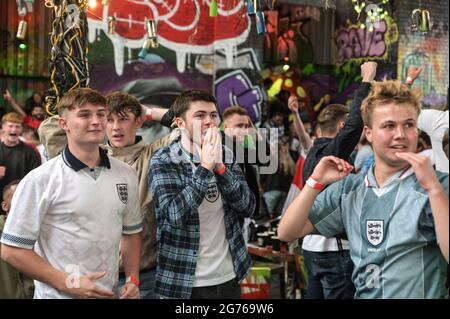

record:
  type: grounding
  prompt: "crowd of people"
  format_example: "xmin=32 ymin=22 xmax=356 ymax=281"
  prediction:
xmin=0 ymin=62 xmax=448 ymax=299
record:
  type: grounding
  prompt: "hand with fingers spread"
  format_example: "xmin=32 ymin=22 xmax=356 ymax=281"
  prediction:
xmin=200 ymin=126 xmax=221 ymax=171
xmin=310 ymin=156 xmax=354 ymax=186
xmin=119 ymin=281 xmax=140 ymax=299
xmin=395 ymin=152 xmax=442 ymax=194
xmin=64 ymin=271 xmax=115 ymax=299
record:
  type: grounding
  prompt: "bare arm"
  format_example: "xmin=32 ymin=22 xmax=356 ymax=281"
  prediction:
xmin=278 ymin=156 xmax=353 ymax=242
xmin=119 ymin=232 xmax=142 ymax=299
xmin=140 ymin=104 xmax=170 ymax=122
xmin=396 ymin=152 xmax=449 ymax=262
xmin=287 ymin=95 xmax=312 ymax=151
xmin=1 ymin=244 xmax=114 ymax=298
xmin=3 ymin=89 xmax=26 ymax=117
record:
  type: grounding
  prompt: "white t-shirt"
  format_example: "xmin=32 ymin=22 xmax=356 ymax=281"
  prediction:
xmin=418 ymin=109 xmax=449 ymax=173
xmin=179 ymin=146 xmax=236 ymax=287
xmin=192 ymin=175 xmax=236 ymax=287
xmin=1 ymin=148 xmax=143 ymax=298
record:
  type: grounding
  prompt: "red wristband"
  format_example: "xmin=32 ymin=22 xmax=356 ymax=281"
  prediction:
xmin=145 ymin=108 xmax=152 ymax=121
xmin=214 ymin=164 xmax=226 ymax=175
xmin=306 ymin=177 xmax=325 ymax=192
xmin=126 ymin=275 xmax=140 ymax=287
xmin=405 ymin=76 xmax=414 ymax=85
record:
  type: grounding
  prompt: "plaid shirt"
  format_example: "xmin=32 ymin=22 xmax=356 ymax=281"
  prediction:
xmin=148 ymin=139 xmax=255 ymax=299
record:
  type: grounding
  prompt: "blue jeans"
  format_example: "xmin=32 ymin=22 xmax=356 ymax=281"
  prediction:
xmin=118 ymin=268 xmax=156 ymax=299
xmin=303 ymin=250 xmax=355 ymax=299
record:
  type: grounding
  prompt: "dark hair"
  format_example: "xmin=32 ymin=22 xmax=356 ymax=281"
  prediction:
xmin=172 ymin=90 xmax=217 ymax=118
xmin=2 ymin=180 xmax=20 ymax=201
xmin=106 ymin=91 xmax=142 ymax=119
xmin=317 ymin=104 xmax=349 ymax=134
xmin=268 ymin=99 xmax=285 ymax=118
xmin=57 ymin=88 xmax=106 ymax=115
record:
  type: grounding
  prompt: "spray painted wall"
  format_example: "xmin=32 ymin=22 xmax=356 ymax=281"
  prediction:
xmin=86 ymin=0 xmax=265 ymax=126
xmin=395 ymin=0 xmax=448 ymax=108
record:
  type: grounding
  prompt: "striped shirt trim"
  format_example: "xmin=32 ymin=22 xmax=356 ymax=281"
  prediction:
xmin=122 ymin=223 xmax=143 ymax=233
xmin=1 ymin=232 xmax=36 ymax=248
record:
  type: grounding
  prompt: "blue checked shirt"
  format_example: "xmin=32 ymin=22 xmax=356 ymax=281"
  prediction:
xmin=148 ymin=139 xmax=256 ymax=299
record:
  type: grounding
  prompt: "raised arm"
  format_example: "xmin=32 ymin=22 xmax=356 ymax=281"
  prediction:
xmin=288 ymin=95 xmax=313 ymax=152
xmin=323 ymin=61 xmax=377 ymax=160
xmin=3 ymin=89 xmax=26 ymax=117
xmin=278 ymin=156 xmax=353 ymax=242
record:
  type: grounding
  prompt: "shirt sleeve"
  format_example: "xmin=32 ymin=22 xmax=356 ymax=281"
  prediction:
xmin=1 ymin=176 xmax=50 ymax=249
xmin=308 ymin=179 xmax=346 ymax=238
xmin=122 ymin=169 xmax=143 ymax=235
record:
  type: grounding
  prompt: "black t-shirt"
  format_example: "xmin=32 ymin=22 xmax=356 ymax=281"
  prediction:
xmin=0 ymin=141 xmax=41 ymax=194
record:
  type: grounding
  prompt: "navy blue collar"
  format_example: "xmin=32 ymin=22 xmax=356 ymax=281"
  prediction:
xmin=62 ymin=146 xmax=111 ymax=171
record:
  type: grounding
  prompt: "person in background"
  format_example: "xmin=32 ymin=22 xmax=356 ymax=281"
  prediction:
xmin=279 ymin=79 xmax=449 ymax=298
xmin=0 ymin=180 xmax=34 ymax=299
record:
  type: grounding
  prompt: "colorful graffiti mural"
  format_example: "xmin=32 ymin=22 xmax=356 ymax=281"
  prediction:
xmin=398 ymin=19 xmax=449 ymax=107
xmin=263 ymin=5 xmax=318 ymax=66
xmin=87 ymin=0 xmax=251 ymax=75
xmin=215 ymin=69 xmax=263 ymax=124
xmin=335 ymin=17 xmax=398 ymax=63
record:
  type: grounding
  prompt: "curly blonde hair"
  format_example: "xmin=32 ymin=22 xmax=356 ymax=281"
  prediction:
xmin=361 ymin=80 xmax=422 ymax=128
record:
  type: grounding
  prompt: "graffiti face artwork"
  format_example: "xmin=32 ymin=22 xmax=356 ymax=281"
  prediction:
xmin=215 ymin=70 xmax=263 ymax=125
xmin=335 ymin=17 xmax=398 ymax=63
xmin=87 ymin=0 xmax=251 ymax=75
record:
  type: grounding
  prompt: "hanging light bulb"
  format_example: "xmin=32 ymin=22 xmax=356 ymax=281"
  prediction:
xmin=107 ymin=16 xmax=116 ymax=34
xmin=210 ymin=0 xmax=218 ymax=17
xmin=17 ymin=19 xmax=27 ymax=40
xmin=247 ymin=0 xmax=255 ymax=15
xmin=146 ymin=19 xmax=158 ymax=48
xmin=88 ymin=0 xmax=97 ymax=9
xmin=420 ymin=9 xmax=431 ymax=33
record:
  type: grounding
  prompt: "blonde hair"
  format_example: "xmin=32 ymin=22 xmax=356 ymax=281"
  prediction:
xmin=361 ymin=80 xmax=422 ymax=128
xmin=2 ymin=112 xmax=24 ymax=125
xmin=278 ymin=138 xmax=296 ymax=176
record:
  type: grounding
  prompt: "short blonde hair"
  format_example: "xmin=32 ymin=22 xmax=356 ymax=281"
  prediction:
xmin=2 ymin=112 xmax=24 ymax=125
xmin=361 ymin=80 xmax=422 ymax=128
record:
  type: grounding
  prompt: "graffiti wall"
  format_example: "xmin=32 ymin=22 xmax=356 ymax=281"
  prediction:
xmin=262 ymin=1 xmax=399 ymax=119
xmin=395 ymin=0 xmax=449 ymax=108
xmin=86 ymin=0 xmax=265 ymax=131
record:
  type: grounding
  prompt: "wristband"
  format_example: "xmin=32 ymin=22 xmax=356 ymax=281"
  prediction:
xmin=214 ymin=164 xmax=226 ymax=175
xmin=126 ymin=275 xmax=140 ymax=287
xmin=405 ymin=76 xmax=414 ymax=85
xmin=306 ymin=177 xmax=325 ymax=192
xmin=145 ymin=108 xmax=152 ymax=121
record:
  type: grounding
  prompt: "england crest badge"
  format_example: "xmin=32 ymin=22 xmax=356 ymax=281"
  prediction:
xmin=116 ymin=184 xmax=128 ymax=204
xmin=366 ymin=220 xmax=384 ymax=246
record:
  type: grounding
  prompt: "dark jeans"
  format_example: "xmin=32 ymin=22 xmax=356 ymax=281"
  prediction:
xmin=191 ymin=278 xmax=241 ymax=299
xmin=303 ymin=250 xmax=355 ymax=299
